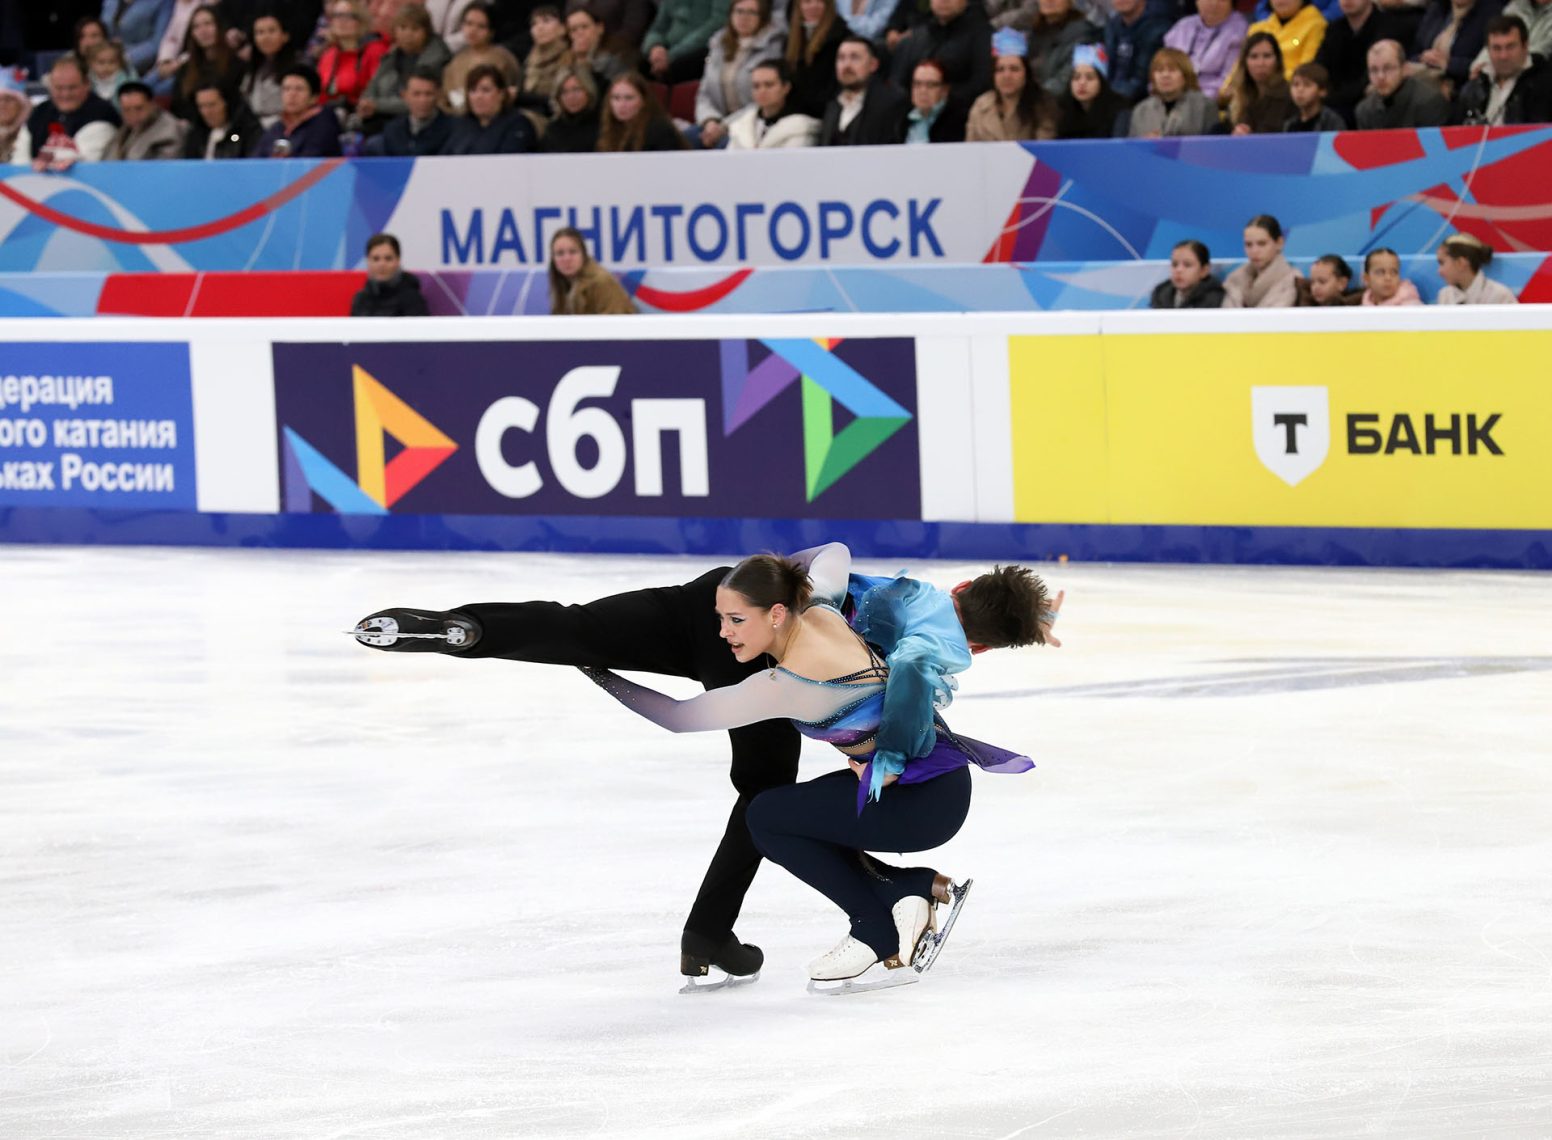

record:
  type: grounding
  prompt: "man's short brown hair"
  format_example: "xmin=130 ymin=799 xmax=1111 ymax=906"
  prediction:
xmin=957 ymin=565 xmax=1050 ymax=648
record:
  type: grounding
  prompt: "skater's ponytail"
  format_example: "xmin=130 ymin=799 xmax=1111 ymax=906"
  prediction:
xmin=721 ymin=554 xmax=812 ymax=614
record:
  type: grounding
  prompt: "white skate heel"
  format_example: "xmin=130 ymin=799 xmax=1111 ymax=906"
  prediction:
xmin=892 ymin=896 xmax=933 ymax=968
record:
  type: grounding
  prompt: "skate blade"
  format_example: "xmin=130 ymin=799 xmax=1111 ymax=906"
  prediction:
xmin=807 ymin=966 xmax=920 ymax=996
xmin=679 ymin=966 xmax=759 ymax=995
xmin=914 ymin=877 xmax=973 ymax=975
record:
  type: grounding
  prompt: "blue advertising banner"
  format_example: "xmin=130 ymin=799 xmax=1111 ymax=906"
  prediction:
xmin=272 ymin=338 xmax=921 ymax=521
xmin=0 ymin=342 xmax=196 ymax=509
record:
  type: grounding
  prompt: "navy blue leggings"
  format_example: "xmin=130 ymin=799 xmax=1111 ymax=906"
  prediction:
xmin=745 ymin=766 xmax=973 ymax=960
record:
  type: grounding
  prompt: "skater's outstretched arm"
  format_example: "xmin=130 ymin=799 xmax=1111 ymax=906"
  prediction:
xmin=579 ymin=665 xmax=876 ymax=734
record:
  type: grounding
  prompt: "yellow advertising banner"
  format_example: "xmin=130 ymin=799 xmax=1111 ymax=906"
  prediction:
xmin=1011 ymin=331 xmax=1552 ymax=530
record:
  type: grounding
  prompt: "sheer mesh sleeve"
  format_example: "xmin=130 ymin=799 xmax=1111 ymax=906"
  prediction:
xmin=787 ymin=543 xmax=852 ymax=609
xmin=579 ymin=665 xmax=874 ymax=733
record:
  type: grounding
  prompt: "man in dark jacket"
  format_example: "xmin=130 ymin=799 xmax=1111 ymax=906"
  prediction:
xmin=256 ymin=64 xmax=343 ymax=158
xmin=1453 ymin=13 xmax=1552 ymax=121
xmin=819 ymin=36 xmax=910 ymax=146
xmin=27 ymin=55 xmax=120 ymax=170
xmin=1356 ymin=38 xmax=1450 ymax=126
xmin=1104 ymin=0 xmax=1173 ymax=103
xmin=888 ymin=0 xmax=993 ymax=109
xmin=1314 ymin=0 xmax=1408 ymax=123
xmin=376 ymin=69 xmax=455 ymax=156
xmin=350 ymin=233 xmax=431 ymax=317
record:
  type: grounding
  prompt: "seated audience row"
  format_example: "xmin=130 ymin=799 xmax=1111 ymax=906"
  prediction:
xmin=1150 ymin=218 xmax=1519 ymax=307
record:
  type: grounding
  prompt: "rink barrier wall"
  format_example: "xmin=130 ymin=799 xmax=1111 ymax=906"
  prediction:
xmin=0 ymin=310 xmax=1547 ymax=569
xmin=5 ymin=128 xmax=1552 ymax=275
xmin=3 ymin=254 xmax=1551 ymax=318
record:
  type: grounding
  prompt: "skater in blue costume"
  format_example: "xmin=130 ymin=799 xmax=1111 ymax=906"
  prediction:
xmin=580 ymin=543 xmax=1054 ymax=994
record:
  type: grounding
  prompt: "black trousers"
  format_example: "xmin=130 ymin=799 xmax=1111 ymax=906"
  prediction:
xmin=745 ymin=766 xmax=973 ymax=960
xmin=456 ymin=567 xmax=800 ymax=942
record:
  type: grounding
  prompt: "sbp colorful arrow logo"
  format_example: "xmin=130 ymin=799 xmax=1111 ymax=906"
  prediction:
xmin=281 ymin=365 xmax=457 ymax=514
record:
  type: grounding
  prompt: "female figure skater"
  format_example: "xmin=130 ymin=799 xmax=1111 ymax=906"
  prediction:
xmin=580 ymin=543 xmax=1044 ymax=994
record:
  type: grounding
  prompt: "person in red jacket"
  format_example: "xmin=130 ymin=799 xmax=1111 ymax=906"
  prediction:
xmin=317 ymin=0 xmax=387 ymax=114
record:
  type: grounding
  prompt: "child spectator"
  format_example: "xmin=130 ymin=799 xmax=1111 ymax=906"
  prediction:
xmin=1129 ymin=46 xmax=1219 ymax=134
xmin=1223 ymin=31 xmax=1291 ymax=132
xmin=1284 ymin=61 xmax=1346 ymax=128
xmin=786 ymin=0 xmax=848 ymax=119
xmin=1247 ymin=0 xmax=1325 ymax=77
xmin=726 ymin=58 xmax=822 ymax=147
xmin=1150 ymin=239 xmax=1228 ymax=307
xmin=968 ymin=29 xmax=1059 ymax=139
xmin=1304 ymin=254 xmax=1360 ymax=304
xmin=257 ymin=63 xmax=344 ymax=155
xmin=0 ymin=69 xmax=33 ymax=165
xmin=1435 ymin=233 xmax=1519 ymax=304
xmin=1162 ymin=0 xmax=1249 ymax=101
xmin=444 ymin=62 xmax=539 ymax=151
xmin=1104 ymin=0 xmax=1173 ymax=103
xmin=351 ymin=233 xmax=430 ymax=317
xmin=1359 ymin=247 xmax=1423 ymax=305
xmin=523 ymin=6 xmax=573 ymax=107
xmin=549 ymin=226 xmax=636 ymax=314
xmin=1057 ymin=42 xmax=1130 ymax=135
xmin=542 ymin=65 xmax=603 ymax=152
xmin=694 ymin=0 xmax=785 ymax=147
xmin=441 ymin=3 xmax=521 ymax=113
xmin=1223 ymin=214 xmax=1303 ymax=307
xmin=89 ymin=42 xmax=134 ymax=106
xmin=183 ymin=80 xmax=263 ymax=157
xmin=596 ymin=70 xmax=690 ymax=150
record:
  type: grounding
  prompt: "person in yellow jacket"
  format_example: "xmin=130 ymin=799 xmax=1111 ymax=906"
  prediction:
xmin=1248 ymin=0 xmax=1326 ymax=77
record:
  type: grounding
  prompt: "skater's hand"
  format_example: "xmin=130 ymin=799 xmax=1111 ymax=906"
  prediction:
xmin=847 ymin=758 xmax=897 ymax=786
xmin=1038 ymin=589 xmax=1064 ymax=648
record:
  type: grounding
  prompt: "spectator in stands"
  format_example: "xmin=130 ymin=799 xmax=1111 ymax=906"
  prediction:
xmin=1436 ymin=232 xmax=1517 ymax=302
xmin=101 ymin=0 xmax=176 ymax=78
xmin=889 ymin=0 xmax=993 ymax=107
xmin=377 ymin=66 xmax=457 ymax=151
xmin=969 ymin=28 xmax=1059 ymax=138
xmin=1223 ymin=30 xmax=1293 ymax=130
xmin=218 ymin=2 xmax=324 ymax=56
xmin=1315 ymin=0 xmax=1406 ymax=124
xmin=318 ymin=0 xmax=387 ymax=113
xmin=1105 ymin=0 xmax=1172 ymax=101
xmin=1162 ymin=0 xmax=1248 ymax=99
xmin=0 ymin=69 xmax=32 ymax=165
xmin=28 ymin=55 xmax=121 ymax=170
xmin=786 ymin=0 xmax=849 ymax=118
xmin=818 ymin=33 xmax=909 ymax=142
xmin=1305 ymin=254 xmax=1360 ymax=303
xmin=1468 ymin=0 xmax=1552 ymax=78
xmin=89 ymin=43 xmax=136 ymax=106
xmin=1057 ymin=41 xmax=1130 ymax=134
xmin=726 ymin=57 xmax=822 ymax=144
xmin=903 ymin=57 xmax=968 ymax=138
xmin=544 ymin=64 xmax=604 ymax=149
xmin=185 ymin=78 xmax=263 ymax=155
xmin=258 ymin=63 xmax=344 ymax=153
xmin=695 ymin=0 xmax=786 ymax=146
xmin=1454 ymin=13 xmax=1551 ymax=121
xmin=1149 ymin=239 xmax=1227 ymax=307
xmin=566 ymin=5 xmax=633 ymax=84
xmin=1016 ymin=0 xmax=1100 ymax=96
xmin=1223 ymin=214 xmax=1302 ymax=307
xmin=1129 ymin=45 xmax=1219 ymax=133
xmin=524 ymin=6 xmax=574 ymax=105
xmin=1247 ymin=0 xmax=1325 ymax=77
xmin=1283 ymin=60 xmax=1347 ymax=126
xmin=442 ymin=3 xmax=522 ymax=112
xmin=445 ymin=62 xmax=541 ymax=149
xmin=242 ymin=13 xmax=300 ymax=127
xmin=76 ymin=15 xmax=112 ymax=59
xmin=1356 ymin=37 xmax=1448 ymax=123
xmin=170 ymin=6 xmax=245 ymax=121
xmin=104 ymin=79 xmax=188 ymax=158
xmin=1412 ymin=0 xmax=1500 ymax=97
xmin=152 ymin=0 xmax=204 ymax=94
xmin=1359 ymin=247 xmax=1423 ymax=304
xmin=549 ymin=225 xmax=637 ymax=313
xmin=359 ymin=4 xmax=453 ymax=130
xmin=351 ymin=232 xmax=431 ymax=316
xmin=842 ymin=0 xmax=901 ymax=42
xmin=642 ymin=0 xmax=734 ymax=85
xmin=424 ymin=0 xmax=478 ymax=53
xmin=577 ymin=0 xmax=657 ymax=50
xmin=596 ymin=70 xmax=690 ymax=147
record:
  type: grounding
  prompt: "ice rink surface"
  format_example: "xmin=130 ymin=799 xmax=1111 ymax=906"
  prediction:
xmin=2 ymin=544 xmax=1550 ymax=1140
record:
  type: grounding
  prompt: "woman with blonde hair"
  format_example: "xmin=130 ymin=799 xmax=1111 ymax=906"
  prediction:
xmin=1436 ymin=233 xmax=1519 ymax=305
xmin=786 ymin=0 xmax=849 ymax=117
xmin=694 ymin=0 xmax=786 ymax=147
xmin=596 ymin=71 xmax=689 ymax=151
xmin=549 ymin=227 xmax=636 ymax=315
xmin=543 ymin=66 xmax=602 ymax=152
xmin=1128 ymin=47 xmax=1219 ymax=136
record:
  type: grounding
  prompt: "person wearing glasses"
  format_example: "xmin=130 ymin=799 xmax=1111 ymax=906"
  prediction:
xmin=903 ymin=58 xmax=968 ymax=141
xmin=1354 ymin=37 xmax=1447 ymax=125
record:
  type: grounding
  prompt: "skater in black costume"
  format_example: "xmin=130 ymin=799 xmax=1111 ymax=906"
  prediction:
xmin=355 ymin=544 xmax=1059 ymax=990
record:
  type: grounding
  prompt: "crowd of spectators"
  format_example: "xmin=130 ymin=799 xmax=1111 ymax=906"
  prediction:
xmin=3 ymin=0 xmax=1550 ymax=168
xmin=1149 ymin=215 xmax=1520 ymax=306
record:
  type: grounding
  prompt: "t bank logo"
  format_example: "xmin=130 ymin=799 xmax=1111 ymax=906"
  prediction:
xmin=281 ymin=365 xmax=457 ymax=514
xmin=1251 ymin=386 xmax=1330 ymax=486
